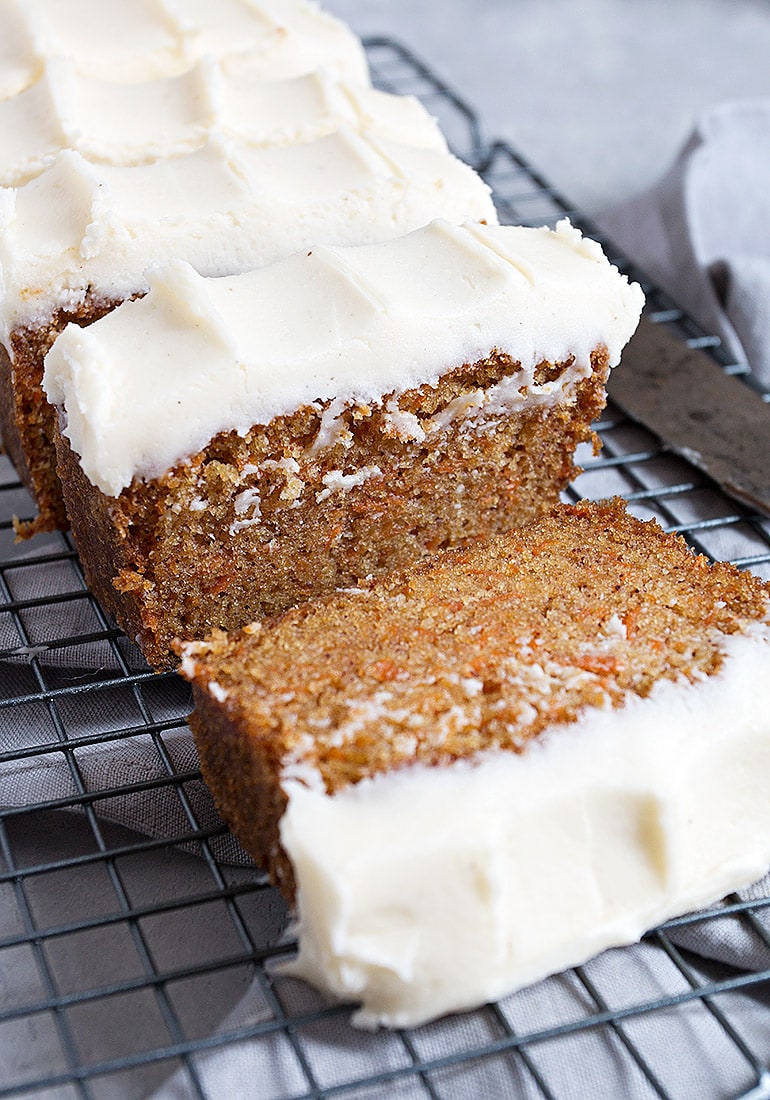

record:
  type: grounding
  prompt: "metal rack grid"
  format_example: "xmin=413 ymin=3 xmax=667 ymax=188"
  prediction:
xmin=1 ymin=37 xmax=770 ymax=1100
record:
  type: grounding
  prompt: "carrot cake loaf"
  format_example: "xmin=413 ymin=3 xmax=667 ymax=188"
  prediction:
xmin=43 ymin=220 xmax=644 ymax=668
xmin=178 ymin=498 xmax=770 ymax=1027
xmin=0 ymin=128 xmax=492 ymax=533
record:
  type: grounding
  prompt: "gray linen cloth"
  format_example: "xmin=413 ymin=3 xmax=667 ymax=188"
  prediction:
xmin=4 ymin=102 xmax=770 ymax=1098
xmin=601 ymin=99 xmax=770 ymax=387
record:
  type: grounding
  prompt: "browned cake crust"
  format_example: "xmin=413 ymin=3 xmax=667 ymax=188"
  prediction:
xmin=179 ymin=498 xmax=770 ymax=900
xmin=0 ymin=295 xmax=133 ymax=537
xmin=55 ymin=348 xmax=611 ymax=669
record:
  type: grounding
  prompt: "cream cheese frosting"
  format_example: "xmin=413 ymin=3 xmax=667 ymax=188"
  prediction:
xmin=280 ymin=620 xmax=770 ymax=1028
xmin=0 ymin=130 xmax=495 ymax=335
xmin=0 ymin=60 xmax=444 ymax=188
xmin=42 ymin=219 xmax=644 ymax=497
xmin=0 ymin=0 xmax=369 ymax=99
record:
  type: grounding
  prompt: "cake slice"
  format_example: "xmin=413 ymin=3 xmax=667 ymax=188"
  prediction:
xmin=178 ymin=498 xmax=770 ymax=1028
xmin=43 ymin=220 xmax=644 ymax=668
xmin=1 ymin=127 xmax=492 ymax=534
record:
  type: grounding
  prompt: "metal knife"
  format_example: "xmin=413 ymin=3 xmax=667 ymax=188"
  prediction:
xmin=607 ymin=316 xmax=770 ymax=518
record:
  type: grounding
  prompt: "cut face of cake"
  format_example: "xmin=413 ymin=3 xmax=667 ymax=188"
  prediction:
xmin=43 ymin=220 xmax=644 ymax=668
xmin=178 ymin=499 xmax=770 ymax=1028
xmin=0 ymin=127 xmax=492 ymax=534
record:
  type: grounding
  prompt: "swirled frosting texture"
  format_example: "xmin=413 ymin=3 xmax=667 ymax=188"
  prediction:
xmin=0 ymin=0 xmax=369 ymax=98
xmin=0 ymin=61 xmax=443 ymax=187
xmin=0 ymin=129 xmax=494 ymax=335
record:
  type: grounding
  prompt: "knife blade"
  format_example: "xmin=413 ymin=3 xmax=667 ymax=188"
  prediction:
xmin=607 ymin=316 xmax=770 ymax=518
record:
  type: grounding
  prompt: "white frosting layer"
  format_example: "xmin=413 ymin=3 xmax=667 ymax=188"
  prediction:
xmin=43 ymin=220 xmax=644 ymax=496
xmin=281 ymin=622 xmax=770 ymax=1028
xmin=0 ymin=60 xmax=444 ymax=187
xmin=0 ymin=130 xmax=494 ymax=334
xmin=0 ymin=0 xmax=369 ymax=99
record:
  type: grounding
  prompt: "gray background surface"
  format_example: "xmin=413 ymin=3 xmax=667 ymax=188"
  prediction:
xmin=327 ymin=0 xmax=770 ymax=217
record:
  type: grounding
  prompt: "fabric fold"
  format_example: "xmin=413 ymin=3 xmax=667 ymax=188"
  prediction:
xmin=601 ymin=99 xmax=770 ymax=387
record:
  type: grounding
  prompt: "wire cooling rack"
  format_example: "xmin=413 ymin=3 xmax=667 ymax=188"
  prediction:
xmin=2 ymin=36 xmax=770 ymax=1100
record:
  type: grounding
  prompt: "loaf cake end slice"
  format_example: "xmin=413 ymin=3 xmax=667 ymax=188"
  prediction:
xmin=179 ymin=499 xmax=770 ymax=1027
